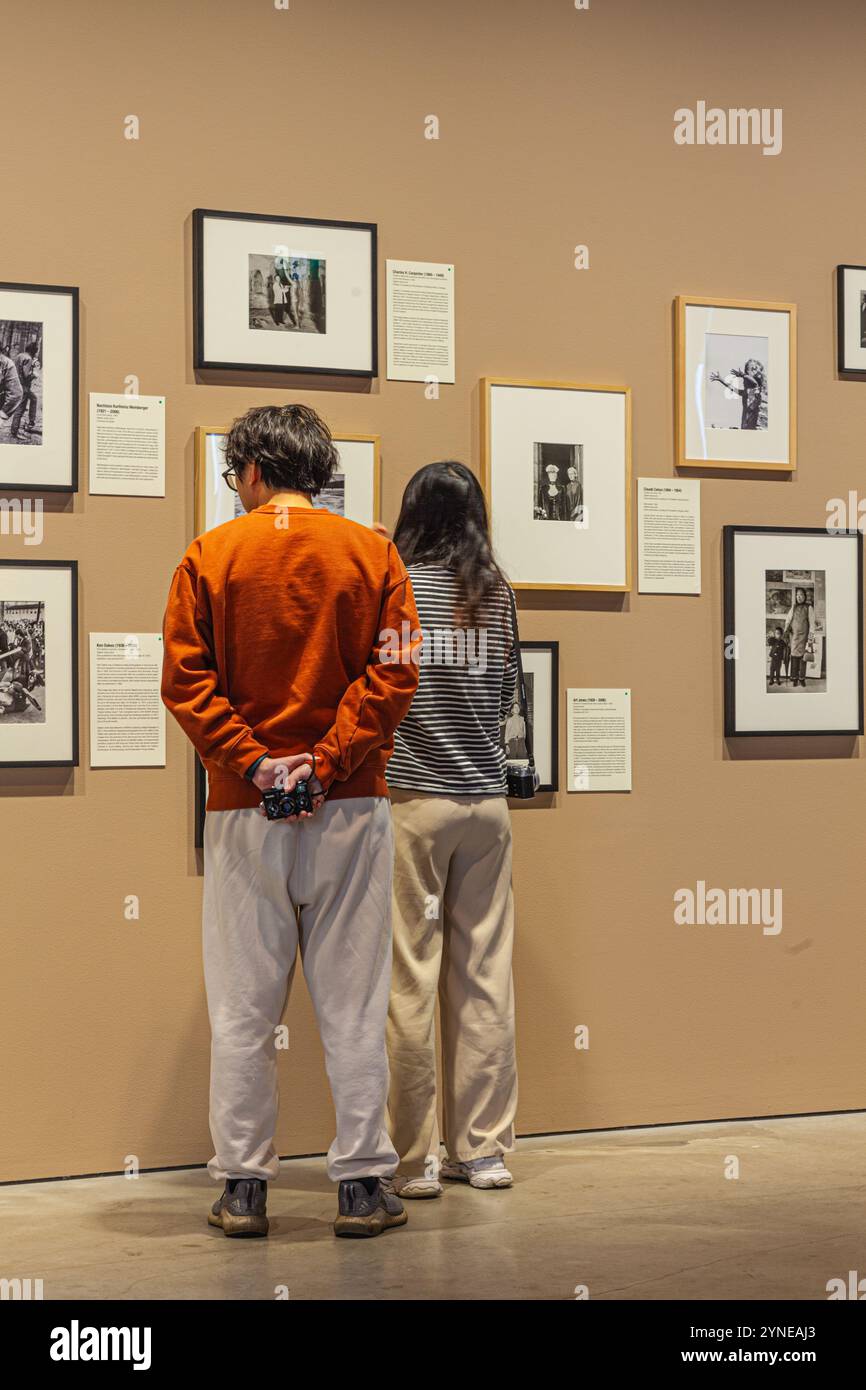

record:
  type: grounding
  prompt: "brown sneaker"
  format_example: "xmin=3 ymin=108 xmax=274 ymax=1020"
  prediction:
xmin=333 ymin=1178 xmax=408 ymax=1238
xmin=207 ymin=1178 xmax=269 ymax=1237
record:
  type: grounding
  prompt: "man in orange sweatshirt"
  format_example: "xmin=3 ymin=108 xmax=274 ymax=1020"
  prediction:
xmin=161 ymin=403 xmax=420 ymax=1239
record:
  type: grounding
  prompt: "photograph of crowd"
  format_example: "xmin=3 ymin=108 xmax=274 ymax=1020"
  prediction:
xmin=532 ymin=441 xmax=584 ymax=522
xmin=0 ymin=601 xmax=46 ymax=723
xmin=765 ymin=569 xmax=827 ymax=694
xmin=0 ymin=320 xmax=43 ymax=447
xmin=248 ymin=255 xmax=326 ymax=335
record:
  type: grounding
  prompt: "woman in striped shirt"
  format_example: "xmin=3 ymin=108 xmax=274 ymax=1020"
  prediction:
xmin=386 ymin=461 xmax=519 ymax=1198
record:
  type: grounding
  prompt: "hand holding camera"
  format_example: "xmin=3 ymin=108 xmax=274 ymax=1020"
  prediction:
xmin=262 ymin=779 xmax=315 ymax=820
xmin=253 ymin=754 xmax=326 ymax=822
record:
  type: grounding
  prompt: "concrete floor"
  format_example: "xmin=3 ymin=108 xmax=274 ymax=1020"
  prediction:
xmin=2 ymin=1114 xmax=863 ymax=1301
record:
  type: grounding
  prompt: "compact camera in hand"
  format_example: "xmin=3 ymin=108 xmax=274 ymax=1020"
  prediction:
xmin=261 ymin=780 xmax=314 ymax=820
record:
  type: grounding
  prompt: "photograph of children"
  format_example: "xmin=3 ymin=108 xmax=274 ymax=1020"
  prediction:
xmin=0 ymin=600 xmax=46 ymax=723
xmin=248 ymin=255 xmax=326 ymax=335
xmin=312 ymin=473 xmax=346 ymax=517
xmin=705 ymin=332 xmax=768 ymax=431
xmin=0 ymin=321 xmax=43 ymax=447
xmin=501 ymin=671 xmax=534 ymax=761
xmin=764 ymin=569 xmax=826 ymax=693
xmin=533 ymin=442 xmax=584 ymax=521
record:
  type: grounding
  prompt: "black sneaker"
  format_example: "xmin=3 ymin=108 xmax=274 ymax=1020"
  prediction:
xmin=333 ymin=1177 xmax=408 ymax=1238
xmin=207 ymin=1178 xmax=269 ymax=1237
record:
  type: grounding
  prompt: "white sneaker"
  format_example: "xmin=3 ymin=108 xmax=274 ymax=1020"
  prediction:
xmin=390 ymin=1174 xmax=443 ymax=1199
xmin=440 ymin=1156 xmax=513 ymax=1189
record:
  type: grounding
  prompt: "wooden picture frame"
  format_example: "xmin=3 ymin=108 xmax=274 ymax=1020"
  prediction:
xmin=0 ymin=281 xmax=79 ymax=492
xmin=193 ymin=426 xmax=382 ymax=534
xmin=480 ymin=376 xmax=632 ymax=592
xmin=723 ymin=525 xmax=863 ymax=738
xmin=675 ymin=295 xmax=796 ymax=472
xmin=193 ymin=208 xmax=378 ymax=378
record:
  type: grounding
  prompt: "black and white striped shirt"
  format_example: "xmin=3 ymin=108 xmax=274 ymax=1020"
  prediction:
xmin=387 ymin=564 xmax=518 ymax=796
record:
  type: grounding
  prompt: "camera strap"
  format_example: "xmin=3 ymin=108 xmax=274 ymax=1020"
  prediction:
xmin=506 ymin=585 xmax=535 ymax=771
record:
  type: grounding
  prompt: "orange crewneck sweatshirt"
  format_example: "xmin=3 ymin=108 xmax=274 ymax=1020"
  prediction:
xmin=161 ymin=504 xmax=420 ymax=811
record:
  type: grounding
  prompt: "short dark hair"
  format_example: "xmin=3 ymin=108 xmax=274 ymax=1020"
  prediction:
xmin=224 ymin=403 xmax=338 ymax=495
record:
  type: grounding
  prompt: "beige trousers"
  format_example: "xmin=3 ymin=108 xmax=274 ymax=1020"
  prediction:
xmin=203 ymin=799 xmax=398 ymax=1184
xmin=387 ymin=791 xmax=517 ymax=1177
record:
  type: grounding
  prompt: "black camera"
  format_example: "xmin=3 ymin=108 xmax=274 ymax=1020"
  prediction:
xmin=261 ymin=780 xmax=314 ymax=820
xmin=506 ymin=764 xmax=537 ymax=799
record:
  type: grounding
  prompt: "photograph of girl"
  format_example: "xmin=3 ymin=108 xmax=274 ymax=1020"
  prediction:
xmin=706 ymin=332 xmax=768 ymax=431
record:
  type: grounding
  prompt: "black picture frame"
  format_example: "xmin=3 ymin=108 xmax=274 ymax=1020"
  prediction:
xmin=195 ymin=755 xmax=206 ymax=849
xmin=192 ymin=208 xmax=378 ymax=379
xmin=723 ymin=525 xmax=864 ymax=738
xmin=836 ymin=264 xmax=866 ymax=377
xmin=0 ymin=281 xmax=79 ymax=492
xmin=0 ymin=558 xmax=79 ymax=767
xmin=508 ymin=639 xmax=560 ymax=792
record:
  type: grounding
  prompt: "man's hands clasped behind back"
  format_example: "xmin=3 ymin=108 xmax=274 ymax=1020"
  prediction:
xmin=252 ymin=754 xmax=326 ymax=822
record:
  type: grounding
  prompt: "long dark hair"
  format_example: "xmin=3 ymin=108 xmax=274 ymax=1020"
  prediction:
xmin=392 ymin=461 xmax=508 ymax=626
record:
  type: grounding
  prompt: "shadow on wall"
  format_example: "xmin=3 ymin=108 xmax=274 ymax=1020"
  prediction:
xmin=194 ymin=368 xmax=376 ymax=396
xmin=0 ymin=766 xmax=74 ymax=797
xmin=724 ymin=735 xmax=859 ymax=761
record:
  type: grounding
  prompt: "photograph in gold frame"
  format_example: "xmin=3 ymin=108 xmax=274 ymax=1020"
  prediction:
xmin=675 ymin=295 xmax=797 ymax=472
xmin=193 ymin=426 xmax=381 ymax=536
xmin=480 ymin=376 xmax=632 ymax=592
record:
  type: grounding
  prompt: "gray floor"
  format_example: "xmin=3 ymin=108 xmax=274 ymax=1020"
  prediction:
xmin=2 ymin=1114 xmax=862 ymax=1301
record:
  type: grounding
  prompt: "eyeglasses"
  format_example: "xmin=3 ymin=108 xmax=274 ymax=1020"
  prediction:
xmin=221 ymin=466 xmax=239 ymax=493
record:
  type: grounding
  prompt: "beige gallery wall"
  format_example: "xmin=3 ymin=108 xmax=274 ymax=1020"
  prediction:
xmin=2 ymin=0 xmax=866 ymax=1181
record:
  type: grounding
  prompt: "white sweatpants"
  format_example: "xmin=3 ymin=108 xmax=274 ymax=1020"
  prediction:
xmin=202 ymin=798 xmax=398 ymax=1184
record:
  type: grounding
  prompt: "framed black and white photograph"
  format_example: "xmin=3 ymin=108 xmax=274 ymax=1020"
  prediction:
xmin=194 ymin=426 xmax=381 ymax=533
xmin=481 ymin=378 xmax=631 ymax=590
xmin=0 ymin=560 xmax=78 ymax=766
xmin=193 ymin=209 xmax=377 ymax=378
xmin=0 ymin=282 xmax=78 ymax=491
xmin=676 ymin=295 xmax=796 ymax=471
xmin=248 ymin=252 xmax=326 ymax=336
xmin=723 ymin=527 xmax=862 ymax=737
xmin=533 ymin=442 xmax=584 ymax=521
xmin=836 ymin=264 xmax=866 ymax=376
xmin=501 ymin=640 xmax=559 ymax=791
